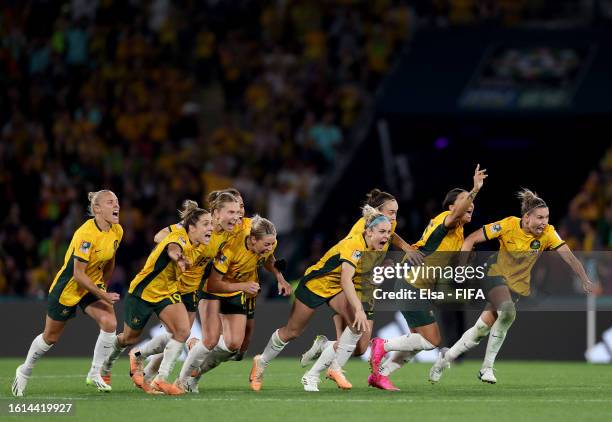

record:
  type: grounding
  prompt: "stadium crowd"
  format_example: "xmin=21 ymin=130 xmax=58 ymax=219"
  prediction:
xmin=0 ymin=0 xmax=413 ymax=297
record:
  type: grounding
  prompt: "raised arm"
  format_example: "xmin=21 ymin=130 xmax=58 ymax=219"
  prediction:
xmin=392 ymin=233 xmax=424 ymax=265
xmin=555 ymin=244 xmax=594 ymax=293
xmin=445 ymin=164 xmax=487 ymax=228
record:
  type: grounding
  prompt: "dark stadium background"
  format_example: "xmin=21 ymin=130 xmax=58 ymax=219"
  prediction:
xmin=1 ymin=0 xmax=610 ymax=360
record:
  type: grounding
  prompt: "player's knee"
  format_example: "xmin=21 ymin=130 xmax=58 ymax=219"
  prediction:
xmin=98 ymin=316 xmax=117 ymax=333
xmin=43 ymin=333 xmax=60 ymax=345
xmin=173 ymin=329 xmax=190 ymax=343
xmin=225 ymin=339 xmax=242 ymax=352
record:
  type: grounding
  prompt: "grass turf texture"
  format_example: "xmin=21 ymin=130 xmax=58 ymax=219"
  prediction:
xmin=1 ymin=358 xmax=610 ymax=422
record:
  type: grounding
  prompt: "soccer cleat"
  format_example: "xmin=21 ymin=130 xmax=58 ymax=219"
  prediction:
xmin=300 ymin=335 xmax=328 ymax=367
xmin=129 ymin=350 xmax=146 ymax=389
xmin=325 ymin=368 xmax=352 ymax=390
xmin=368 ymin=373 xmax=400 ymax=391
xmin=86 ymin=374 xmax=112 ymax=392
xmin=184 ymin=376 xmax=200 ymax=393
xmin=249 ymin=355 xmax=265 ymax=391
xmin=100 ymin=368 xmax=111 ymax=386
xmin=429 ymin=347 xmax=450 ymax=384
xmin=478 ymin=367 xmax=497 ymax=384
xmin=228 ymin=351 xmax=244 ymax=361
xmin=369 ymin=337 xmax=387 ymax=375
xmin=151 ymin=378 xmax=185 ymax=395
xmin=11 ymin=365 xmax=29 ymax=397
xmin=301 ymin=374 xmax=320 ymax=392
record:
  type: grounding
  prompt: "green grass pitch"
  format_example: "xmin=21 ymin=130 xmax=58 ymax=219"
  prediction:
xmin=1 ymin=358 xmax=610 ymax=422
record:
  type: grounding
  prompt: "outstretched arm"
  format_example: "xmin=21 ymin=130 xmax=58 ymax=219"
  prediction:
xmin=555 ymin=244 xmax=594 ymax=293
xmin=445 ymin=164 xmax=487 ymax=228
xmin=264 ymin=255 xmax=292 ymax=296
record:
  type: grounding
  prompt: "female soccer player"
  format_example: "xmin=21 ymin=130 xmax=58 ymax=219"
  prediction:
xmin=12 ymin=190 xmax=122 ymax=396
xmin=249 ymin=206 xmax=392 ymax=392
xmin=135 ymin=200 xmax=218 ymax=383
xmin=300 ymin=188 xmax=424 ymax=389
xmin=368 ymin=165 xmax=487 ymax=390
xmin=429 ymin=189 xmax=593 ymax=384
xmin=101 ymin=201 xmax=212 ymax=395
xmin=176 ymin=215 xmax=283 ymax=391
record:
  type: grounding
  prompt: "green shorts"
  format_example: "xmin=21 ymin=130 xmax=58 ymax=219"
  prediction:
xmin=181 ymin=291 xmax=199 ymax=313
xmin=331 ymin=301 xmax=375 ymax=321
xmin=124 ymin=293 xmax=178 ymax=330
xmin=401 ymin=309 xmax=437 ymax=328
xmin=47 ymin=292 xmax=102 ymax=322
xmin=480 ymin=276 xmax=523 ymax=302
xmin=201 ymin=291 xmax=256 ymax=320
xmin=398 ymin=282 xmax=437 ymax=328
xmin=294 ymin=281 xmax=337 ymax=309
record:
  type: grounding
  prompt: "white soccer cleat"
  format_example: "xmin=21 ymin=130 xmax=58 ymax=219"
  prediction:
xmin=429 ymin=347 xmax=450 ymax=384
xmin=12 ymin=365 xmax=29 ymax=397
xmin=478 ymin=367 xmax=497 ymax=384
xmin=301 ymin=374 xmax=320 ymax=392
xmin=300 ymin=335 xmax=328 ymax=368
xmin=184 ymin=376 xmax=200 ymax=393
xmin=86 ymin=373 xmax=112 ymax=392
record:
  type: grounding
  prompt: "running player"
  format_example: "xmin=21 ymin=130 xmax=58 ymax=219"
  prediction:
xmin=101 ymin=201 xmax=212 ymax=395
xmin=429 ymin=189 xmax=593 ymax=384
xmin=12 ymin=190 xmax=122 ymax=396
xmin=249 ymin=205 xmax=392 ymax=392
xmin=300 ymin=188 xmax=423 ymax=389
xmin=368 ymin=165 xmax=487 ymax=390
xmin=135 ymin=200 xmax=218 ymax=383
xmin=176 ymin=215 xmax=283 ymax=391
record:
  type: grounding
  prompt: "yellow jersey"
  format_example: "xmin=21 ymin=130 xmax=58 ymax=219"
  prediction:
xmin=347 ymin=217 xmax=397 ymax=252
xmin=48 ymin=219 xmax=123 ymax=306
xmin=129 ymin=226 xmax=198 ymax=302
xmin=200 ymin=227 xmax=237 ymax=293
xmin=407 ymin=211 xmax=464 ymax=289
xmin=166 ymin=224 xmax=217 ymax=295
xmin=302 ymin=234 xmax=384 ymax=299
xmin=413 ymin=211 xmax=464 ymax=253
xmin=207 ymin=226 xmax=277 ymax=297
xmin=483 ymin=216 xmax=565 ymax=296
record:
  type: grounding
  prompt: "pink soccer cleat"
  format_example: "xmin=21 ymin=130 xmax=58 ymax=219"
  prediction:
xmin=368 ymin=373 xmax=400 ymax=391
xmin=369 ymin=338 xmax=387 ymax=375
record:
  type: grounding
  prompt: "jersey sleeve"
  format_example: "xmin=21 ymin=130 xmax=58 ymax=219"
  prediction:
xmin=165 ymin=230 xmax=187 ymax=252
xmin=338 ymin=237 xmax=363 ymax=268
xmin=483 ymin=217 xmax=511 ymax=241
xmin=72 ymin=228 xmax=94 ymax=262
xmin=545 ymin=225 xmax=566 ymax=250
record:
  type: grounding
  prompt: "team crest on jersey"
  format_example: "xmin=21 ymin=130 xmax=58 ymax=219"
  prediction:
xmin=491 ymin=224 xmax=502 ymax=233
xmin=352 ymin=250 xmax=362 ymax=261
xmin=218 ymin=254 xmax=228 ymax=263
xmin=79 ymin=241 xmax=91 ymax=254
xmin=530 ymin=240 xmax=541 ymax=250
